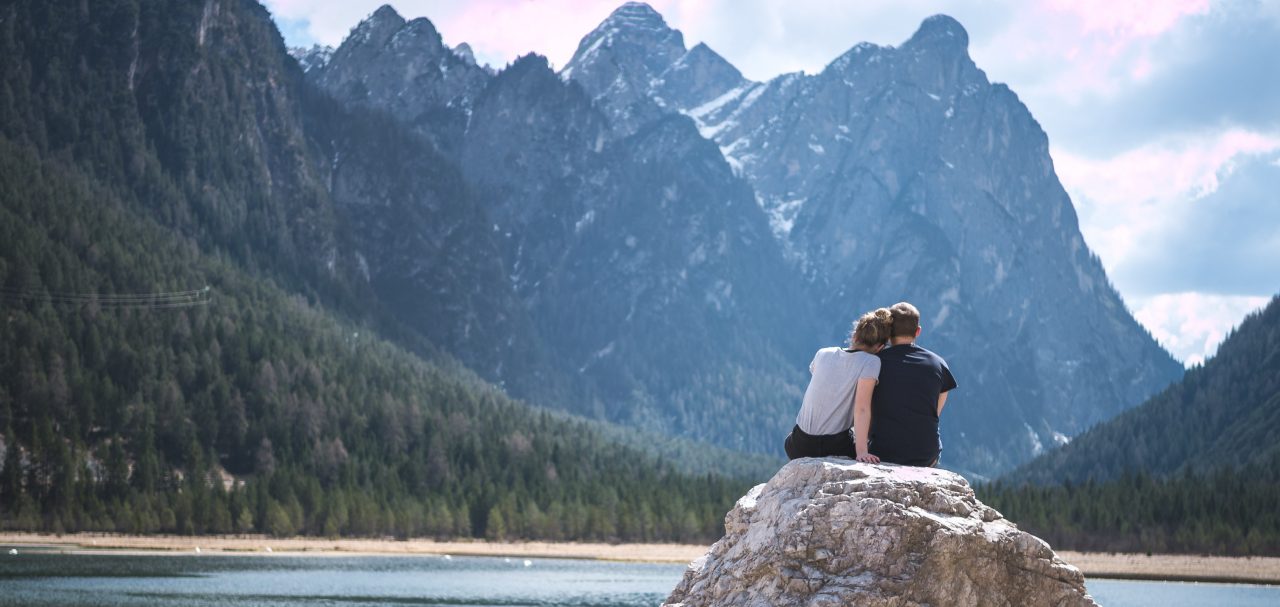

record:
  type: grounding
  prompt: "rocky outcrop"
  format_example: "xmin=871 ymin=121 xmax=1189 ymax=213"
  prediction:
xmin=665 ymin=460 xmax=1097 ymax=607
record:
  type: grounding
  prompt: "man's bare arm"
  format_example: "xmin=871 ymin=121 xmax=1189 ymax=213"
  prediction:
xmin=936 ymin=391 xmax=949 ymax=417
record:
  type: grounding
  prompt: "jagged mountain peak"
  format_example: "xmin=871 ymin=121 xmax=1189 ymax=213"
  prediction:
xmin=453 ymin=42 xmax=477 ymax=65
xmin=370 ymin=4 xmax=403 ymax=23
xmin=681 ymin=41 xmax=737 ymax=70
xmin=340 ymin=7 xmax=449 ymax=57
xmin=290 ymin=44 xmax=334 ymax=75
xmin=905 ymin=14 xmax=970 ymax=52
xmin=564 ymin=1 xmax=685 ymax=74
xmin=399 ymin=17 xmax=443 ymax=45
xmin=655 ymin=40 xmax=748 ymax=110
xmin=347 ymin=4 xmax=406 ymax=47
xmin=824 ymin=41 xmax=887 ymax=72
xmin=313 ymin=5 xmax=492 ymax=157
xmin=502 ymin=53 xmax=556 ymax=80
xmin=605 ymin=2 xmax=671 ymax=30
xmin=687 ymin=41 xmax=716 ymax=55
xmin=668 ymin=41 xmax=743 ymax=83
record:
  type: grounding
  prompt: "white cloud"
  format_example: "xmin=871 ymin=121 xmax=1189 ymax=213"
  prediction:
xmin=1054 ymin=129 xmax=1280 ymax=286
xmin=1130 ymin=292 xmax=1269 ymax=366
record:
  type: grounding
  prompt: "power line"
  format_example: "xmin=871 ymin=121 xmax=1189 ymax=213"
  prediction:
xmin=0 ymin=285 xmax=212 ymax=309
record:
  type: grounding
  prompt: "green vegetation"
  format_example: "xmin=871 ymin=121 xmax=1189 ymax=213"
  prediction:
xmin=1009 ymin=295 xmax=1280 ymax=485
xmin=0 ymin=138 xmax=754 ymax=541
xmin=0 ymin=0 xmax=769 ymax=542
xmin=980 ymin=462 xmax=1280 ymax=556
xmin=993 ymin=295 xmax=1280 ymax=555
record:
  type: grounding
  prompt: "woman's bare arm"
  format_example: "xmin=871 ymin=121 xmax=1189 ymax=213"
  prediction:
xmin=853 ymin=378 xmax=880 ymax=463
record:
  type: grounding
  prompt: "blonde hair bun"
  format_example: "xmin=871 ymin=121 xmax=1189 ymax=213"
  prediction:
xmin=851 ymin=307 xmax=893 ymax=348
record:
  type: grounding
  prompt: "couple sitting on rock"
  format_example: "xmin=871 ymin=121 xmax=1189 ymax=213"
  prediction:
xmin=784 ymin=302 xmax=956 ymax=467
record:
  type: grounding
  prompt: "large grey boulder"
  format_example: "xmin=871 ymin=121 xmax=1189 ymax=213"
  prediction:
xmin=665 ymin=459 xmax=1098 ymax=606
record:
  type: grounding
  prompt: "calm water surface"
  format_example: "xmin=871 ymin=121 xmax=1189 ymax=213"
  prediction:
xmin=0 ymin=547 xmax=1276 ymax=606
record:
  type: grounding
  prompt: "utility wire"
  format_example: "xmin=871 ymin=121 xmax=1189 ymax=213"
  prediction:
xmin=0 ymin=285 xmax=212 ymax=309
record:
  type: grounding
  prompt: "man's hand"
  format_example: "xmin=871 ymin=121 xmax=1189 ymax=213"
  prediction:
xmin=856 ymin=452 xmax=881 ymax=464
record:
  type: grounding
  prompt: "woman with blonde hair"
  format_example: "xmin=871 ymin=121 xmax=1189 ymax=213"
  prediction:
xmin=784 ymin=308 xmax=893 ymax=462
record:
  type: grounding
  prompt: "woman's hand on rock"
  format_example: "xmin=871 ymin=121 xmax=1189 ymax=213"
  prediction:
xmin=856 ymin=452 xmax=881 ymax=464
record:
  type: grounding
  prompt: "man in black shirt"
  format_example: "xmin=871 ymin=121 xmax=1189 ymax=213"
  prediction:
xmin=869 ymin=302 xmax=957 ymax=467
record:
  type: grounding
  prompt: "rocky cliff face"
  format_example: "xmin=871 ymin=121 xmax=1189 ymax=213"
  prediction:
xmin=665 ymin=459 xmax=1098 ymax=606
xmin=562 ymin=3 xmax=744 ymax=123
xmin=300 ymin=5 xmax=490 ymax=156
xmin=305 ymin=3 xmax=1182 ymax=476
xmin=53 ymin=0 xmax=550 ymax=399
xmin=461 ymin=54 xmax=815 ymax=437
xmin=560 ymin=5 xmax=1182 ymax=474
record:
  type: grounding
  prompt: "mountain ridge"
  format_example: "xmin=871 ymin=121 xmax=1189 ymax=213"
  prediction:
xmin=555 ymin=3 xmax=1183 ymax=474
xmin=0 ymin=0 xmax=770 ymax=540
xmin=1006 ymin=293 xmax=1280 ymax=485
xmin=295 ymin=2 xmax=1184 ymax=476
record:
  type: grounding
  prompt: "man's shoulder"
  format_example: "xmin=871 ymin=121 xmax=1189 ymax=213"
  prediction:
xmin=914 ymin=344 xmax=948 ymax=361
xmin=882 ymin=344 xmax=949 ymax=366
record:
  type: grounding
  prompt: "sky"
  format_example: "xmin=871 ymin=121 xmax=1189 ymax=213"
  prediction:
xmin=265 ymin=0 xmax=1280 ymax=366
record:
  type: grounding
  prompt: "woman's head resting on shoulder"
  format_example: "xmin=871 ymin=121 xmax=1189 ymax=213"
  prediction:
xmin=850 ymin=307 xmax=892 ymax=352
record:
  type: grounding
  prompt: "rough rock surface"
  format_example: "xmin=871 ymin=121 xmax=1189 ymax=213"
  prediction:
xmin=665 ymin=460 xmax=1098 ymax=606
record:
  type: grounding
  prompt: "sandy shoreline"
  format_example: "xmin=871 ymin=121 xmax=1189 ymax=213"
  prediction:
xmin=0 ymin=532 xmax=705 ymax=564
xmin=3 ymin=533 xmax=1278 ymax=585
xmin=1056 ymin=550 xmax=1280 ymax=586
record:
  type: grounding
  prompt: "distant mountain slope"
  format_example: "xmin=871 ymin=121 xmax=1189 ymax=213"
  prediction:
xmin=1008 ymin=294 xmax=1280 ymax=485
xmin=5 ymin=0 xmax=1181 ymax=479
xmin=558 ymin=4 xmax=1184 ymax=475
xmin=461 ymin=54 xmax=815 ymax=445
xmin=299 ymin=5 xmax=490 ymax=156
xmin=312 ymin=9 xmax=819 ymax=450
xmin=0 ymin=0 xmax=569 ymax=402
xmin=0 ymin=0 xmax=764 ymax=540
xmin=299 ymin=2 xmax=1183 ymax=476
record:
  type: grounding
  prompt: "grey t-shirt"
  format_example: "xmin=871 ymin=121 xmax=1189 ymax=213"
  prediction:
xmin=795 ymin=347 xmax=881 ymax=435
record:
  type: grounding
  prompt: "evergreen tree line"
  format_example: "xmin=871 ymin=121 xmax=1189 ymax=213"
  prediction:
xmin=979 ymin=459 xmax=1280 ymax=556
xmin=0 ymin=138 xmax=755 ymax=542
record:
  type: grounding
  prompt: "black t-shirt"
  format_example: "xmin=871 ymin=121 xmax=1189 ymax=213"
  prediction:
xmin=870 ymin=343 xmax=957 ymax=465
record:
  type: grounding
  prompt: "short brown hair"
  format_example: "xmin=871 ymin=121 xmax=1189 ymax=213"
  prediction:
xmin=850 ymin=308 xmax=892 ymax=347
xmin=889 ymin=302 xmax=920 ymax=338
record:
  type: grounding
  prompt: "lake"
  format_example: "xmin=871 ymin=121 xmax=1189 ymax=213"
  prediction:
xmin=0 ymin=550 xmax=1276 ymax=606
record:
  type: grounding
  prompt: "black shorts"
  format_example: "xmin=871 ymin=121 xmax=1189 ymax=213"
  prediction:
xmin=784 ymin=424 xmax=856 ymax=460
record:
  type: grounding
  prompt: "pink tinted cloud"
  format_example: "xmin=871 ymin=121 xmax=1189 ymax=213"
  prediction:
xmin=1053 ymin=128 xmax=1280 ymax=304
xmin=434 ymin=0 xmax=684 ymax=69
xmin=1131 ymin=292 xmax=1267 ymax=366
xmin=1045 ymin=0 xmax=1210 ymax=39
xmin=977 ymin=0 xmax=1211 ymax=101
xmin=1056 ymin=129 xmax=1280 ymax=207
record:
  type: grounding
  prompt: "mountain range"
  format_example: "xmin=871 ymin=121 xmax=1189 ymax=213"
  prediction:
xmin=294 ymin=2 xmax=1182 ymax=476
xmin=1009 ymin=293 xmax=1280 ymax=484
xmin=0 ymin=0 xmax=770 ymax=540
xmin=0 ymin=0 xmax=1185 ymax=495
xmin=981 ymin=294 xmax=1280 ymax=555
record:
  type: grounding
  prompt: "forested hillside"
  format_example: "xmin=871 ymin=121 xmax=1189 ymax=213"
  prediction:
xmin=981 ymin=461 xmax=1280 ymax=556
xmin=0 ymin=137 xmax=753 ymax=540
xmin=1009 ymin=294 xmax=1280 ymax=485
xmin=987 ymin=295 xmax=1280 ymax=555
xmin=0 ymin=0 xmax=766 ymax=541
